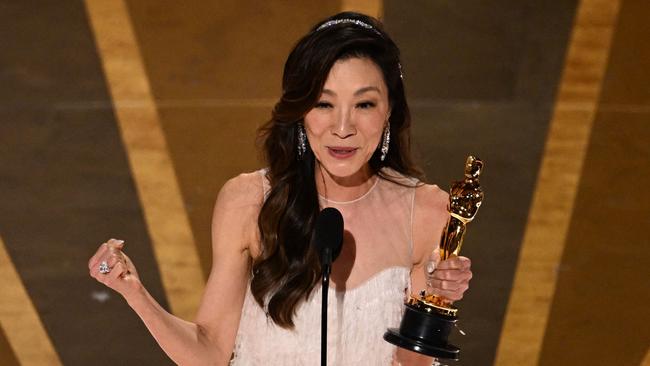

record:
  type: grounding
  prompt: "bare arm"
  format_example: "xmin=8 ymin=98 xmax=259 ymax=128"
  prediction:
xmin=89 ymin=173 xmax=261 ymax=365
xmin=394 ymin=184 xmax=471 ymax=366
xmin=392 ymin=184 xmax=447 ymax=365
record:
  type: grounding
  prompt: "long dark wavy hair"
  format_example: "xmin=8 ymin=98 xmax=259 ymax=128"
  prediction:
xmin=253 ymin=12 xmax=423 ymax=328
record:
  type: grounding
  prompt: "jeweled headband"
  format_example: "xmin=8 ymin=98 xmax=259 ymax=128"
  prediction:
xmin=316 ymin=19 xmax=382 ymax=36
xmin=315 ymin=18 xmax=404 ymax=79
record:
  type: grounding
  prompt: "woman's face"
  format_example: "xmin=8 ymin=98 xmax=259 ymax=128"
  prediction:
xmin=304 ymin=57 xmax=391 ymax=180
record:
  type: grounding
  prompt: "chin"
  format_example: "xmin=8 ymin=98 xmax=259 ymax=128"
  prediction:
xmin=318 ymin=158 xmax=367 ymax=180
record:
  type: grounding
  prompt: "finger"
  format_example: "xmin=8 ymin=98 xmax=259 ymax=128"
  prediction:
xmin=88 ymin=243 xmax=109 ymax=270
xmin=123 ymin=253 xmax=138 ymax=277
xmin=89 ymin=253 xmax=109 ymax=278
xmin=432 ymin=269 xmax=473 ymax=284
xmin=107 ymin=238 xmax=125 ymax=251
xmin=450 ymin=281 xmax=470 ymax=301
xmin=427 ymin=278 xmax=463 ymax=292
xmin=88 ymin=238 xmax=125 ymax=270
xmin=106 ymin=251 xmax=126 ymax=269
xmin=89 ymin=263 xmax=100 ymax=279
xmin=429 ymin=284 xmax=468 ymax=302
xmin=105 ymin=242 xmax=126 ymax=263
xmin=464 ymin=269 xmax=473 ymax=282
xmin=437 ymin=255 xmax=471 ymax=270
xmin=90 ymin=249 xmax=122 ymax=277
xmin=90 ymin=256 xmax=112 ymax=279
xmin=107 ymin=261 xmax=129 ymax=282
xmin=424 ymin=260 xmax=436 ymax=276
xmin=121 ymin=252 xmax=137 ymax=276
xmin=457 ymin=256 xmax=471 ymax=269
xmin=90 ymin=260 xmax=111 ymax=282
xmin=437 ymin=268 xmax=473 ymax=281
xmin=431 ymin=268 xmax=452 ymax=281
xmin=427 ymin=247 xmax=441 ymax=263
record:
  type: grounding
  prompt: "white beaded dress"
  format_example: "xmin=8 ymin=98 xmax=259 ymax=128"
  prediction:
xmin=231 ymin=169 xmax=419 ymax=365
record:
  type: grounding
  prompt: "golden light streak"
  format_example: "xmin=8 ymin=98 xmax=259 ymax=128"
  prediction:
xmin=494 ymin=0 xmax=621 ymax=364
xmin=0 ymin=235 xmax=62 ymax=365
xmin=84 ymin=0 xmax=204 ymax=320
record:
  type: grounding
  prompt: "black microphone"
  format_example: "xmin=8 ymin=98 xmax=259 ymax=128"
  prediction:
xmin=313 ymin=207 xmax=343 ymax=366
xmin=314 ymin=207 xmax=344 ymax=268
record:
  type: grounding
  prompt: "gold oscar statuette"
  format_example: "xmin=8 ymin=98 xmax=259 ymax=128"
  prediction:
xmin=384 ymin=156 xmax=484 ymax=360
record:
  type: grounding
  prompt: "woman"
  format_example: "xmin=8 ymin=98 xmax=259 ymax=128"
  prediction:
xmin=88 ymin=12 xmax=472 ymax=365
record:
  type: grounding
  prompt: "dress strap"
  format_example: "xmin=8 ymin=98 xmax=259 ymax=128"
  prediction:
xmin=408 ymin=183 xmax=416 ymax=261
xmin=258 ymin=168 xmax=270 ymax=200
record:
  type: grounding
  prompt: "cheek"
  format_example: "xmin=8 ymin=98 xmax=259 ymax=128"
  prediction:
xmin=303 ymin=112 xmax=328 ymax=148
xmin=360 ymin=118 xmax=386 ymax=150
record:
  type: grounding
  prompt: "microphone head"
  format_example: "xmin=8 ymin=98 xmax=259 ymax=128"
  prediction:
xmin=314 ymin=207 xmax=344 ymax=264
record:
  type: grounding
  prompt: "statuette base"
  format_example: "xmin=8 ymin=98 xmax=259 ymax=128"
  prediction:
xmin=383 ymin=304 xmax=460 ymax=360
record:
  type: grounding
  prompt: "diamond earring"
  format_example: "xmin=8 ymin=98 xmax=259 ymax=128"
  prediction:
xmin=297 ymin=123 xmax=307 ymax=158
xmin=380 ymin=123 xmax=390 ymax=162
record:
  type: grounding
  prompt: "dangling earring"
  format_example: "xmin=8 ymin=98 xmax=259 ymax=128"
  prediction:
xmin=297 ymin=123 xmax=307 ymax=159
xmin=380 ymin=122 xmax=390 ymax=162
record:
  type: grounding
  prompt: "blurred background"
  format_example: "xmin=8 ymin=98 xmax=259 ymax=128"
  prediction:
xmin=0 ymin=0 xmax=648 ymax=365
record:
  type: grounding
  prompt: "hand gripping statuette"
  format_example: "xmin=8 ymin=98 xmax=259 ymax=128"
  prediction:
xmin=384 ymin=156 xmax=484 ymax=360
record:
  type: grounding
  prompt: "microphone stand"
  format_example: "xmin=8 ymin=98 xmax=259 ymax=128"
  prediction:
xmin=321 ymin=247 xmax=332 ymax=366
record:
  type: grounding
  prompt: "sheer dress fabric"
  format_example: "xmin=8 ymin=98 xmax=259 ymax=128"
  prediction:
xmin=231 ymin=169 xmax=419 ymax=365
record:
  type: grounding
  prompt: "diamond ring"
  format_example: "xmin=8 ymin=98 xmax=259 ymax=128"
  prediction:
xmin=99 ymin=261 xmax=111 ymax=274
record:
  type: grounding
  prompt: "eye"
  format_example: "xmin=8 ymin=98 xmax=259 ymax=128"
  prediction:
xmin=315 ymin=101 xmax=333 ymax=109
xmin=356 ymin=101 xmax=376 ymax=109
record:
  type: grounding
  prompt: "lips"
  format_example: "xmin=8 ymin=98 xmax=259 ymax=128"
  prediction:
xmin=327 ymin=146 xmax=358 ymax=159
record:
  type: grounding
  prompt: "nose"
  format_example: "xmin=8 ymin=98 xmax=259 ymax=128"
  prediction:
xmin=332 ymin=108 xmax=355 ymax=139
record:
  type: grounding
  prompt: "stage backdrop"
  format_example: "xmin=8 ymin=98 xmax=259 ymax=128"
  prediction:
xmin=0 ymin=1 xmax=648 ymax=365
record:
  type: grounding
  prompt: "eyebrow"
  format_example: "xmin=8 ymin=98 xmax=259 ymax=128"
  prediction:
xmin=321 ymin=86 xmax=382 ymax=96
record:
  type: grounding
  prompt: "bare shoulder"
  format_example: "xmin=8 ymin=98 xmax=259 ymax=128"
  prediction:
xmin=212 ymin=171 xmax=265 ymax=257
xmin=412 ymin=183 xmax=450 ymax=265
xmin=217 ymin=171 xmax=265 ymax=209
xmin=415 ymin=183 xmax=448 ymax=213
